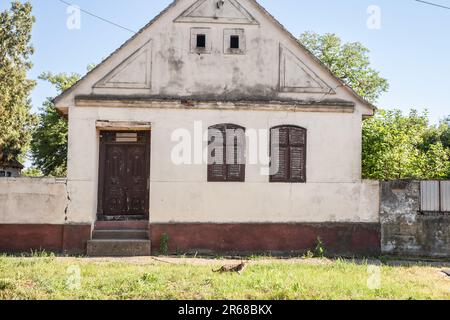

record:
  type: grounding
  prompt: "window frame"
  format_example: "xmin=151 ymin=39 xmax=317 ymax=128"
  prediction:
xmin=208 ymin=123 xmax=246 ymax=183
xmin=223 ymin=28 xmax=246 ymax=55
xmin=190 ymin=27 xmax=212 ymax=54
xmin=269 ymin=125 xmax=307 ymax=184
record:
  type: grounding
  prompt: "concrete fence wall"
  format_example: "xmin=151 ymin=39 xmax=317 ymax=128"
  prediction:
xmin=0 ymin=178 xmax=68 ymax=224
xmin=0 ymin=178 xmax=91 ymax=254
xmin=1 ymin=178 xmax=450 ymax=257
xmin=381 ymin=180 xmax=450 ymax=258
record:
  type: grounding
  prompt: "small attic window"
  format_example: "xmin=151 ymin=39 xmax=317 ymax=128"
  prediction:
xmin=196 ymin=34 xmax=206 ymax=48
xmin=224 ymin=29 xmax=245 ymax=54
xmin=191 ymin=28 xmax=211 ymax=54
xmin=230 ymin=35 xmax=240 ymax=49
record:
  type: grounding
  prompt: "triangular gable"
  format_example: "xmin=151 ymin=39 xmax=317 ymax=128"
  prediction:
xmin=95 ymin=40 xmax=152 ymax=89
xmin=250 ymin=0 xmax=375 ymax=111
xmin=279 ymin=44 xmax=333 ymax=94
xmin=54 ymin=0 xmax=375 ymax=114
xmin=174 ymin=0 xmax=258 ymax=25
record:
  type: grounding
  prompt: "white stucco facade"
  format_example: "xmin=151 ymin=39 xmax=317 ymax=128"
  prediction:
xmin=54 ymin=0 xmax=380 ymax=226
xmin=65 ymin=106 xmax=379 ymax=224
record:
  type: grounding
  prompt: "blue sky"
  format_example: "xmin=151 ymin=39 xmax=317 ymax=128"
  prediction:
xmin=3 ymin=0 xmax=450 ymax=123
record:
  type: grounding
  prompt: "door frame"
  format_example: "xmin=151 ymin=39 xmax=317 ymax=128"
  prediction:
xmin=97 ymin=130 xmax=151 ymax=221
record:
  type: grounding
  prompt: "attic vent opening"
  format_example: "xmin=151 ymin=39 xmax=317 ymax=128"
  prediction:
xmin=230 ymin=35 xmax=240 ymax=49
xmin=196 ymin=34 xmax=206 ymax=48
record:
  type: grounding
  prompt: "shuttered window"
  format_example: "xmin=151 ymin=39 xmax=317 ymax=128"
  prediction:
xmin=270 ymin=126 xmax=306 ymax=183
xmin=208 ymin=124 xmax=246 ymax=182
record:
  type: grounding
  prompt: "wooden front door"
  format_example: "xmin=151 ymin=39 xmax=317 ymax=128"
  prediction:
xmin=98 ymin=131 xmax=150 ymax=219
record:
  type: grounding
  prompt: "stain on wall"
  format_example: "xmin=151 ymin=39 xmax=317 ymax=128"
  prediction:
xmin=381 ymin=180 xmax=450 ymax=258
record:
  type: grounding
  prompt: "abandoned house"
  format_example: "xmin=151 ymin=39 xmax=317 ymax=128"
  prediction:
xmin=1 ymin=0 xmax=398 ymax=257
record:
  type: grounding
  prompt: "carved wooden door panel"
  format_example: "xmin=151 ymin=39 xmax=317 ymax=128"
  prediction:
xmin=103 ymin=145 xmax=128 ymax=215
xmin=98 ymin=131 xmax=150 ymax=218
xmin=126 ymin=145 xmax=148 ymax=215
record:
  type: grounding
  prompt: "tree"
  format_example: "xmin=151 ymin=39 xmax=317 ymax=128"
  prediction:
xmin=300 ymin=32 xmax=450 ymax=179
xmin=0 ymin=1 xmax=37 ymax=162
xmin=21 ymin=166 xmax=43 ymax=177
xmin=434 ymin=117 xmax=450 ymax=177
xmin=362 ymin=109 xmax=450 ymax=180
xmin=299 ymin=32 xmax=389 ymax=103
xmin=437 ymin=117 xmax=450 ymax=150
xmin=30 ymin=72 xmax=80 ymax=177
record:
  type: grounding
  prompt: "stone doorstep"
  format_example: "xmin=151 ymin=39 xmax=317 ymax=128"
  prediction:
xmin=92 ymin=229 xmax=149 ymax=240
xmin=89 ymin=220 xmax=151 ymax=256
xmin=94 ymin=220 xmax=149 ymax=230
xmin=87 ymin=239 xmax=151 ymax=257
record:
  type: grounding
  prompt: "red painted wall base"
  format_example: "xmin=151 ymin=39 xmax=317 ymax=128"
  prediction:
xmin=0 ymin=224 xmax=91 ymax=255
xmin=150 ymin=223 xmax=381 ymax=257
xmin=0 ymin=223 xmax=381 ymax=256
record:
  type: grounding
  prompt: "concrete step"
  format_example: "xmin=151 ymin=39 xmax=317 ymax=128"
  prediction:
xmin=95 ymin=221 xmax=149 ymax=230
xmin=92 ymin=229 xmax=149 ymax=240
xmin=87 ymin=239 xmax=151 ymax=257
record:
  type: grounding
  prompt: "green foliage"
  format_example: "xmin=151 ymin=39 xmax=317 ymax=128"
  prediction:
xmin=440 ymin=117 xmax=450 ymax=149
xmin=362 ymin=109 xmax=450 ymax=180
xmin=0 ymin=256 xmax=449 ymax=299
xmin=299 ymin=32 xmax=450 ymax=179
xmin=38 ymin=72 xmax=81 ymax=93
xmin=29 ymin=249 xmax=55 ymax=258
xmin=313 ymin=237 xmax=326 ymax=258
xmin=30 ymin=72 xmax=80 ymax=177
xmin=21 ymin=166 xmax=43 ymax=177
xmin=159 ymin=233 xmax=169 ymax=256
xmin=0 ymin=279 xmax=14 ymax=291
xmin=304 ymin=237 xmax=327 ymax=259
xmin=0 ymin=1 xmax=37 ymax=161
xmin=299 ymin=32 xmax=389 ymax=104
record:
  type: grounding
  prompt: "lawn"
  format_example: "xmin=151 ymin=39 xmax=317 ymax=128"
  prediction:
xmin=0 ymin=255 xmax=449 ymax=300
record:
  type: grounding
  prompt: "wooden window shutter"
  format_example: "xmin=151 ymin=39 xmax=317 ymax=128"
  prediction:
xmin=289 ymin=146 xmax=305 ymax=182
xmin=208 ymin=125 xmax=226 ymax=182
xmin=270 ymin=127 xmax=289 ymax=182
xmin=270 ymin=126 xmax=306 ymax=183
xmin=226 ymin=126 xmax=246 ymax=182
xmin=289 ymin=127 xmax=306 ymax=183
xmin=208 ymin=124 xmax=246 ymax=182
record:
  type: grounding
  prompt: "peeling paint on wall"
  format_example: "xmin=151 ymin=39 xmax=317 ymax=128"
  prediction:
xmin=381 ymin=181 xmax=450 ymax=258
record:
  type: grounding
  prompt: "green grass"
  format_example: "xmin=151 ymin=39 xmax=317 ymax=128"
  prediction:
xmin=0 ymin=256 xmax=449 ymax=300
